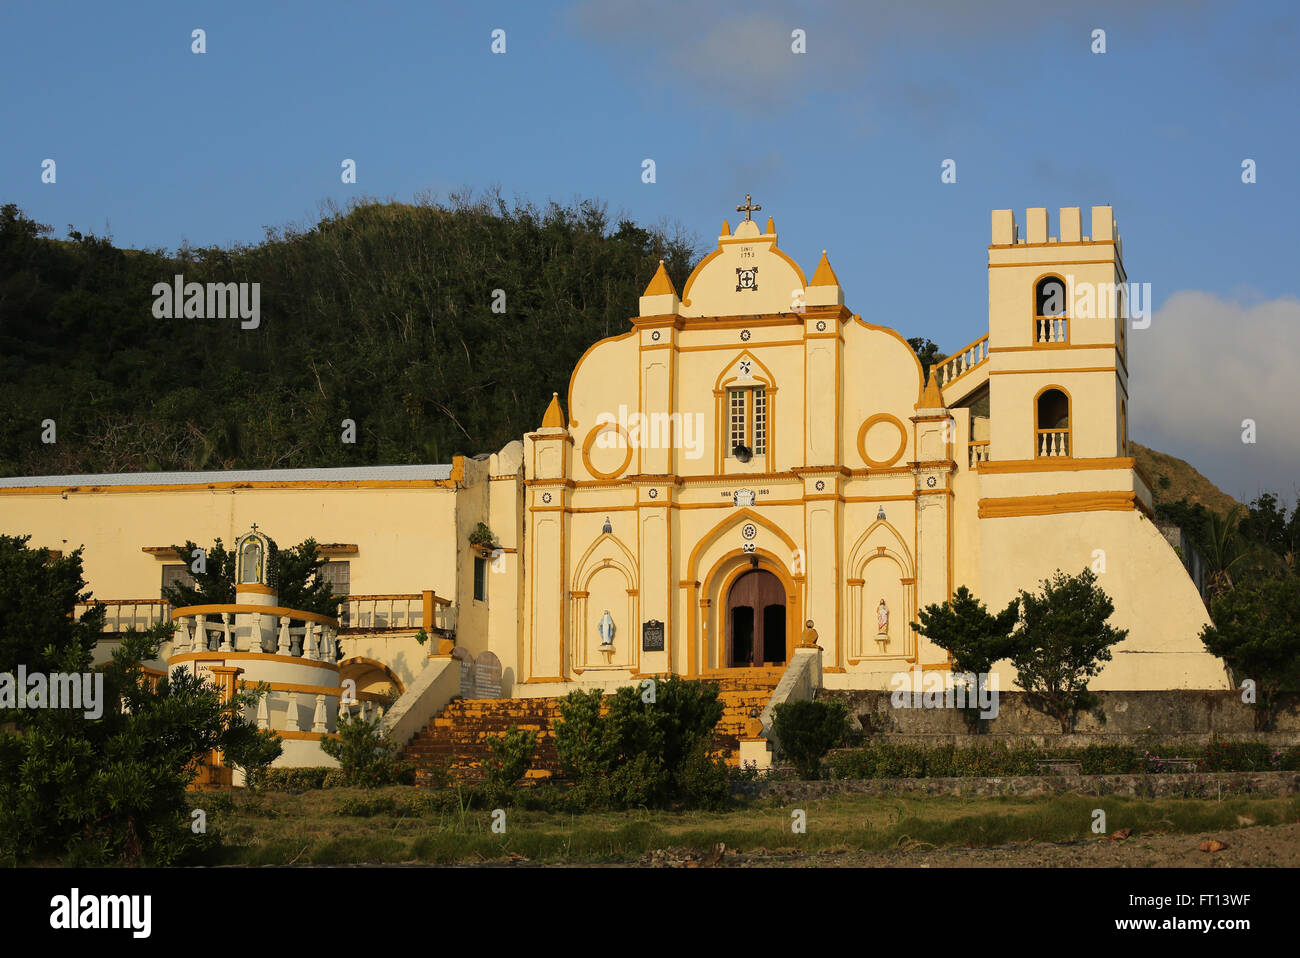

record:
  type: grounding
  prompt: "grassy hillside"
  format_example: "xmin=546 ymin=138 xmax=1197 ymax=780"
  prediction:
xmin=0 ymin=197 xmax=698 ymax=476
xmin=1131 ymin=441 xmax=1243 ymax=515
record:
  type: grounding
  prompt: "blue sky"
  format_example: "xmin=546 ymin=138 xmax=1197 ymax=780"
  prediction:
xmin=2 ymin=0 xmax=1297 ymax=502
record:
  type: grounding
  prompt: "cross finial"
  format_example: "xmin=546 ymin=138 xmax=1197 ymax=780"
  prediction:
xmin=251 ymin=522 xmax=259 ymax=532
xmin=736 ymin=193 xmax=761 ymax=221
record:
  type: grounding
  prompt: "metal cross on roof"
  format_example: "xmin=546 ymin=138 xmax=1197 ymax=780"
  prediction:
xmin=251 ymin=523 xmax=259 ymax=532
xmin=736 ymin=193 xmax=762 ymax=221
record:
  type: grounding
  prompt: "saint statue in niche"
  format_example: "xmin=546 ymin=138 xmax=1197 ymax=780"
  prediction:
xmin=597 ymin=610 xmax=616 ymax=647
xmin=876 ymin=599 xmax=889 ymax=636
xmin=241 ymin=542 xmax=262 ymax=584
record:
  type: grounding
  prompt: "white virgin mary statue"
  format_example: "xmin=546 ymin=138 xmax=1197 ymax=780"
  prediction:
xmin=876 ymin=599 xmax=889 ymax=636
xmin=597 ymin=610 xmax=616 ymax=647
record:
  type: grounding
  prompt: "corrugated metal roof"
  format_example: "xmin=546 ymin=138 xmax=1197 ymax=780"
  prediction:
xmin=0 ymin=463 xmax=455 ymax=488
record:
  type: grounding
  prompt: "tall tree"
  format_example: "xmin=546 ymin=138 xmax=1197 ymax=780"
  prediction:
xmin=1008 ymin=568 xmax=1129 ymax=733
xmin=910 ymin=585 xmax=1020 ymax=727
xmin=1200 ymin=573 xmax=1300 ymax=730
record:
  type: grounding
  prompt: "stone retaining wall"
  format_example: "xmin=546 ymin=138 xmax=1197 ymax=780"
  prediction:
xmin=821 ymin=688 xmax=1300 ymax=739
xmin=731 ymin=771 xmax=1300 ymax=802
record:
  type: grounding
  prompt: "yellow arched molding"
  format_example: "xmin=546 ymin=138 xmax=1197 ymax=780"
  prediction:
xmin=337 ymin=656 xmax=406 ymax=696
xmin=565 ymin=328 xmax=636 ymax=432
xmin=846 ymin=550 xmax=917 ymax=663
xmin=1032 ymin=272 xmax=1071 ymax=344
xmin=679 ymin=240 xmax=809 ymax=309
xmin=856 ymin=413 xmax=908 ymax=469
xmin=846 ymin=516 xmax=916 ymax=579
xmin=581 ymin=423 xmax=634 ymax=480
xmin=686 ymin=507 xmax=800 ymax=583
xmin=701 ymin=548 xmax=801 ymax=671
xmin=572 ymin=531 xmax=640 ymax=594
xmin=849 ymin=314 xmax=925 ymax=388
xmin=1032 ymin=383 xmax=1073 ymax=458
xmin=712 ymin=349 xmax=777 ymax=392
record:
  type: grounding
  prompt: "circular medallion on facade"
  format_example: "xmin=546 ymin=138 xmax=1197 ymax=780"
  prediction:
xmin=648 ymin=488 xmax=658 ymax=499
xmin=542 ymin=492 xmax=552 ymax=503
xmin=740 ymin=329 xmax=751 ymax=342
xmin=741 ymin=522 xmax=757 ymax=540
xmin=927 ymin=476 xmax=937 ymax=488
xmin=816 ymin=320 xmax=826 ymax=332
xmin=651 ymin=330 xmax=661 ymax=341
xmin=815 ymin=480 xmax=825 ymax=491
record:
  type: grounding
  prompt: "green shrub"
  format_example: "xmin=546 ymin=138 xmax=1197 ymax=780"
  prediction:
xmin=678 ymin=741 xmax=732 ymax=811
xmin=1201 ymin=741 xmax=1274 ymax=772
xmin=553 ymin=676 xmax=725 ymax=809
xmin=319 ymin=711 xmax=413 ymax=788
xmin=483 ymin=725 xmax=538 ymax=801
xmin=1079 ymin=744 xmax=1145 ymax=775
xmin=772 ymin=699 xmax=850 ymax=779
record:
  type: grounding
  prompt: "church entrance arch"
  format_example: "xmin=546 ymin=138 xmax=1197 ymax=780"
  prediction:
xmin=726 ymin=569 xmax=787 ymax=667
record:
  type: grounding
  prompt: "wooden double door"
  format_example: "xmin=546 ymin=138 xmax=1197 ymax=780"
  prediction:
xmin=726 ymin=569 xmax=787 ymax=667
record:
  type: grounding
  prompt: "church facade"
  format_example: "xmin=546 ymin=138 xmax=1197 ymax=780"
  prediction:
xmin=519 ymin=203 xmax=1227 ymax=694
xmin=0 ymin=202 xmax=1229 ymax=766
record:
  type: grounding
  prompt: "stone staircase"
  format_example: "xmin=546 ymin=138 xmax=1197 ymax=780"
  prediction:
xmin=703 ymin=667 xmax=785 ymax=765
xmin=400 ymin=667 xmax=786 ymax=783
xmin=402 ymin=697 xmax=565 ymax=783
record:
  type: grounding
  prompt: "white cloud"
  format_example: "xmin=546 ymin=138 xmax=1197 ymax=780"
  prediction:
xmin=1129 ymin=291 xmax=1300 ymax=506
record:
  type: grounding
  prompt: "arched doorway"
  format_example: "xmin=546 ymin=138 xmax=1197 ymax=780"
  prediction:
xmin=726 ymin=569 xmax=787 ymax=667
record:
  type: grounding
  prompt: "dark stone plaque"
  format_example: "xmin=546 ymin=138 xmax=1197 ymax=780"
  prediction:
xmin=642 ymin=619 xmax=665 ymax=652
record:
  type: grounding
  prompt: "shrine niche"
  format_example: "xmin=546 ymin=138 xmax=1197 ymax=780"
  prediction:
xmin=845 ymin=517 xmax=916 ymax=662
xmin=569 ymin=531 xmax=639 ymax=674
xmin=234 ymin=525 xmax=278 ymax=594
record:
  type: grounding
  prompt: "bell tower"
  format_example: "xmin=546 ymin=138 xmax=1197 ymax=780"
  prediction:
xmin=985 ymin=206 xmax=1131 ymax=464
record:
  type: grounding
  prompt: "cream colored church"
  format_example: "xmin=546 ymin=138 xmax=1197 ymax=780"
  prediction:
xmin=0 ymin=201 xmax=1229 ymax=769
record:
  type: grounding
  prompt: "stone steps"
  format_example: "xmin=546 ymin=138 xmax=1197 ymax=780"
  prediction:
xmin=400 ymin=668 xmax=785 ymax=782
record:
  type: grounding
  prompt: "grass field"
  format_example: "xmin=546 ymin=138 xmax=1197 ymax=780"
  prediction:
xmin=193 ymin=787 xmax=1300 ymax=866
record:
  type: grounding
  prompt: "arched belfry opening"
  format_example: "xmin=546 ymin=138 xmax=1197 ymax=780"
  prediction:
xmin=726 ymin=568 xmax=787 ymax=667
xmin=1035 ymin=387 xmax=1071 ymax=457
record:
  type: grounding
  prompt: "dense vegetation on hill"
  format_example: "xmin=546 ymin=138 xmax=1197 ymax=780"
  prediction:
xmin=0 ymin=197 xmax=697 ymax=475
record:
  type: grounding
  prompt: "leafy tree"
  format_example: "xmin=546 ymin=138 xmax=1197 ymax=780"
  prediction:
xmin=907 ymin=336 xmax=944 ymax=379
xmin=910 ymin=585 xmax=1020 ymax=729
xmin=1203 ymin=506 xmax=1250 ymax=599
xmin=1200 ymin=573 xmax=1300 ymax=730
xmin=771 ymin=699 xmax=849 ymax=779
xmin=0 ymin=537 xmax=279 ymax=865
xmin=0 ymin=534 xmax=103 ymax=673
xmin=1008 ymin=568 xmax=1129 ymax=733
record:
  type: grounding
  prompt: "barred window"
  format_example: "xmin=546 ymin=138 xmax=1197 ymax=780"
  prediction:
xmin=161 ymin=564 xmax=194 ymax=598
xmin=320 ymin=560 xmax=350 ymax=626
xmin=753 ymin=388 xmax=767 ymax=455
xmin=728 ymin=389 xmax=747 ymax=454
xmin=319 ymin=560 xmax=350 ymax=596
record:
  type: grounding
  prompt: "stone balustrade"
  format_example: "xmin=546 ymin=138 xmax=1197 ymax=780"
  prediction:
xmin=171 ymin=605 xmax=340 ymax=663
